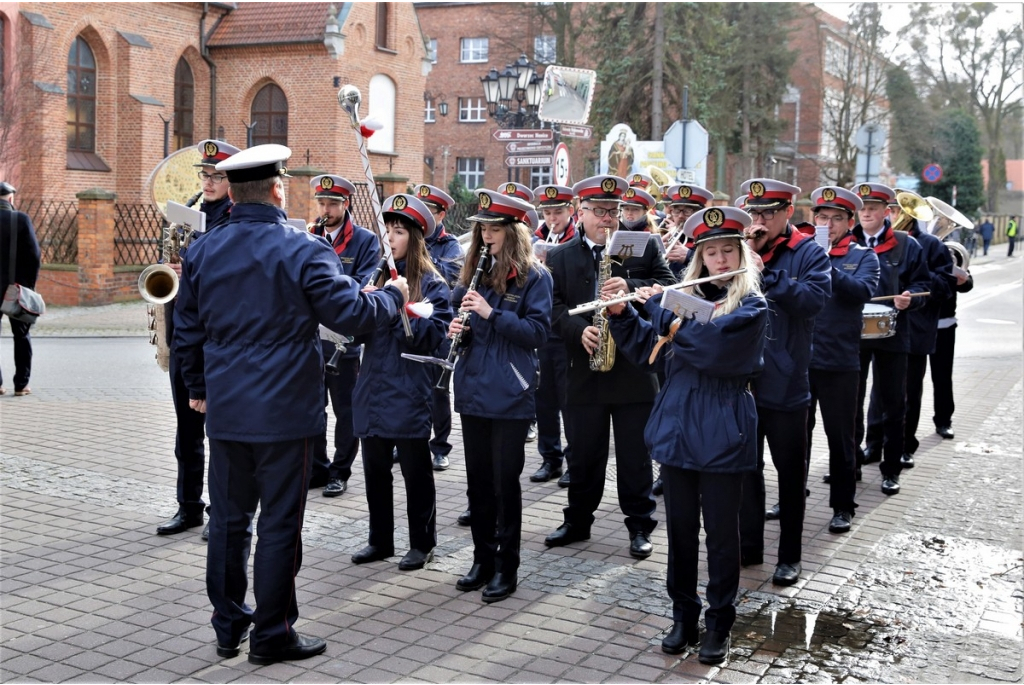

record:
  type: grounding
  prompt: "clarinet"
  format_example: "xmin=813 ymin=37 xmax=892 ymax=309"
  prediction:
xmin=435 ymin=244 xmax=490 ymax=393
xmin=367 ymin=256 xmax=389 ymax=288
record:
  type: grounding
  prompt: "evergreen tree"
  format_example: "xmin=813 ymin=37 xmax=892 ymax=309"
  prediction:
xmin=929 ymin=109 xmax=985 ymax=216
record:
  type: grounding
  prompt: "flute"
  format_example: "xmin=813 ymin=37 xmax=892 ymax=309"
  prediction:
xmin=568 ymin=268 xmax=748 ymax=316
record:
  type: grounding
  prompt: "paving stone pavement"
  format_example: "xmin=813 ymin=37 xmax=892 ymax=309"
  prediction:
xmin=1 ymin=290 xmax=1021 ymax=683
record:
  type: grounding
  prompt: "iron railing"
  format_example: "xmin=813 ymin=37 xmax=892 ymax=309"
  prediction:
xmin=114 ymin=203 xmax=166 ymax=266
xmin=17 ymin=199 xmax=79 ymax=264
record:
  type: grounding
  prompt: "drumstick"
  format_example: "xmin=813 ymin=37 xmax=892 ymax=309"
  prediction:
xmin=870 ymin=292 xmax=930 ymax=302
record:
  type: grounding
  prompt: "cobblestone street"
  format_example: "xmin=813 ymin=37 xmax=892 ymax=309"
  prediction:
xmin=1 ymin=256 xmax=1021 ymax=683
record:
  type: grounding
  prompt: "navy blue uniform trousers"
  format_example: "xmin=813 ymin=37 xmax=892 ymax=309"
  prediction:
xmin=168 ymin=319 xmax=206 ymax=516
xmin=535 ymin=339 xmax=572 ymax=470
xmin=361 ymin=436 xmax=436 ymax=553
xmin=428 ymin=366 xmax=453 ymax=458
xmin=808 ymin=369 xmax=859 ymax=513
xmin=312 ymin=348 xmax=359 ymax=484
xmin=930 ymin=326 xmax=957 ymax=429
xmin=858 ymin=348 xmax=907 ymax=479
xmin=206 ymin=437 xmax=312 ymax=653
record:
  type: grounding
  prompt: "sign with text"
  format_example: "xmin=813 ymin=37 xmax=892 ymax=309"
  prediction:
xmin=505 ymin=155 xmax=553 ymax=168
xmin=559 ymin=124 xmax=593 ymax=140
xmin=492 ymin=129 xmax=554 ymax=142
xmin=600 ymin=123 xmax=686 ymax=184
xmin=505 ymin=141 xmax=554 ymax=154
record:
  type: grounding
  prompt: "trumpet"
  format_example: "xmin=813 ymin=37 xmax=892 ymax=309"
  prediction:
xmin=568 ymin=269 xmax=748 ymax=316
xmin=308 ymin=215 xmax=328 ymax=234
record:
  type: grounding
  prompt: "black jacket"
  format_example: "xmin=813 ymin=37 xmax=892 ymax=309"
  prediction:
xmin=548 ymin=230 xmax=675 ymax=405
xmin=0 ymin=199 xmax=41 ymax=292
xmin=906 ymin=222 xmax=957 ymax=355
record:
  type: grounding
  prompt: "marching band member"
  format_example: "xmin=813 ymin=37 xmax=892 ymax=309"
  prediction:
xmin=412 ymin=184 xmax=464 ymax=472
xmin=529 ymin=184 xmax=578 ymax=487
xmin=606 ymin=206 xmax=767 ymax=664
xmin=850 ymin=183 xmax=931 ymax=496
xmin=307 ymin=174 xmax=379 ymax=498
xmin=627 ymin=172 xmax=668 ymax=230
xmin=450 ymin=190 xmax=552 ymax=603
xmin=156 ymin=138 xmax=239 ymax=539
xmin=496 ymin=181 xmax=536 ymax=204
xmin=737 ymin=178 xmax=831 ymax=587
xmin=174 ymin=144 xmax=408 ymax=665
xmin=931 ymin=242 xmax=974 ymax=439
xmin=805 ymin=187 xmax=879 ymax=534
xmin=544 ymin=175 xmax=675 ymax=560
xmin=619 ymin=186 xmax=660 ymax=233
xmin=349 ymin=194 xmax=453 ymax=571
xmin=661 ymin=184 xmax=713 ymax=277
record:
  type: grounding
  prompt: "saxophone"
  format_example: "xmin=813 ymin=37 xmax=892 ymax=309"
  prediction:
xmin=589 ymin=225 xmax=616 ymax=372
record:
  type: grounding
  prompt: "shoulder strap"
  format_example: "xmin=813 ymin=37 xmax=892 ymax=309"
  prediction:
xmin=7 ymin=212 xmax=17 ymax=280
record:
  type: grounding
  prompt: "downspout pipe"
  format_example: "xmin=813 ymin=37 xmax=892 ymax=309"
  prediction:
xmin=200 ymin=3 xmax=227 ymax=139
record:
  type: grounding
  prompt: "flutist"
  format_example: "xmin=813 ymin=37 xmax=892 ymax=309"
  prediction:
xmin=448 ymin=190 xmax=552 ymax=604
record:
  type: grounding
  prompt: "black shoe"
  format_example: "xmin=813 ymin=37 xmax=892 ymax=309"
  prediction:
xmin=201 ymin=520 xmax=210 ymax=541
xmin=557 ymin=471 xmax=570 ymax=488
xmin=482 ymin=571 xmax=517 ymax=603
xmin=772 ymin=562 xmax=802 ymax=586
xmin=936 ymin=426 xmax=955 ymax=440
xmin=544 ymin=523 xmax=590 ymax=548
xmin=652 ymin=477 xmax=664 ymax=497
xmin=156 ymin=508 xmax=203 ymax=536
xmin=216 ymin=629 xmax=250 ymax=658
xmin=900 ymin=453 xmax=915 ymax=469
xmin=456 ymin=563 xmax=494 ymax=591
xmin=351 ymin=545 xmax=394 ymax=564
xmin=661 ymin=622 xmax=699 ymax=654
xmin=765 ymin=503 xmax=781 ymax=521
xmin=881 ymin=476 xmax=900 ymax=496
xmin=862 ymin=447 xmax=881 ymax=464
xmin=740 ymin=551 xmax=763 ymax=567
xmin=432 ymin=454 xmax=450 ymax=471
xmin=828 ymin=510 xmax=853 ymax=534
xmin=457 ymin=509 xmax=471 ymax=526
xmin=629 ymin=532 xmax=653 ymax=559
xmin=526 ymin=422 xmax=538 ymax=442
xmin=398 ymin=548 xmax=433 ymax=571
xmin=248 ymin=633 xmax=326 ymax=666
xmin=323 ymin=479 xmax=347 ymax=497
xmin=530 ymin=462 xmax=562 ymax=483
xmin=698 ymin=630 xmax=730 ymax=665
xmin=822 ymin=473 xmax=831 ymax=484
xmin=309 ymin=473 xmax=329 ymax=489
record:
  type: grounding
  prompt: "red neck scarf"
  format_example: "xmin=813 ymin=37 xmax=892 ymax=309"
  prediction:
xmin=311 ymin=212 xmax=354 ymax=256
xmin=759 ymin=225 xmax=808 ymax=265
xmin=861 ymin=224 xmax=898 ymax=254
xmin=535 ymin=217 xmax=576 ymax=244
xmin=829 ymin=233 xmax=854 ymax=257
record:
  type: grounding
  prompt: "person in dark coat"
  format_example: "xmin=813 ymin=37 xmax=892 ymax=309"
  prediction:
xmin=307 ymin=174 xmax=380 ymax=497
xmin=349 ymin=193 xmax=453 ymax=571
xmin=736 ymin=178 xmax=832 ymax=588
xmin=608 ymin=206 xmax=767 ymax=665
xmin=156 ymin=139 xmax=239 ymax=538
xmin=0 ymin=181 xmax=41 ymax=397
xmin=804 ymin=187 xmax=879 ymax=534
xmin=976 ymin=217 xmax=994 ymax=256
xmin=659 ymin=183 xmax=713 ymax=278
xmin=412 ymin=185 xmax=464 ymax=473
xmin=450 ymin=189 xmax=552 ymax=603
xmin=174 ymin=145 xmax=408 ymax=666
xmin=543 ymin=175 xmax=676 ymax=560
xmin=931 ymin=237 xmax=974 ymax=438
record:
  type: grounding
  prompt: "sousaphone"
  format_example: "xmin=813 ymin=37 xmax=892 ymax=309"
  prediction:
xmin=926 ymin=196 xmax=973 ymax=270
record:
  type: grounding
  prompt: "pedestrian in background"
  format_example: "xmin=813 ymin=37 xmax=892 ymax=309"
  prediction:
xmin=977 ymin=217 xmax=995 ymax=256
xmin=0 ymin=181 xmax=41 ymax=398
xmin=1007 ymin=216 xmax=1018 ymax=257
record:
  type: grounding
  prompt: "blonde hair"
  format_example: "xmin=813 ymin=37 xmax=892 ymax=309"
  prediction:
xmin=681 ymin=237 xmax=762 ymax=318
xmin=458 ymin=220 xmax=539 ymax=295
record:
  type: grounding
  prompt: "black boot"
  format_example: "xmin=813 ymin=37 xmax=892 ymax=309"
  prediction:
xmin=698 ymin=630 xmax=730 ymax=665
xmin=661 ymin=622 xmax=699 ymax=654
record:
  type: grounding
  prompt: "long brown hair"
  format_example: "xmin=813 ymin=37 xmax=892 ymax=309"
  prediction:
xmin=458 ymin=220 xmax=537 ymax=295
xmin=388 ymin=216 xmax=439 ymax=302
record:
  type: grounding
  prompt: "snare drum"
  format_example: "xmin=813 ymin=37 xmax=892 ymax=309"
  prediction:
xmin=862 ymin=303 xmax=897 ymax=339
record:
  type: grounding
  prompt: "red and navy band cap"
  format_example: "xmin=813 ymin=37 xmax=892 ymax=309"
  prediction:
xmin=850 ymin=182 xmax=895 ymax=205
xmin=811 ymin=186 xmax=863 ymax=215
xmin=382 ymin=193 xmax=436 ymax=235
xmin=533 ymin=184 xmax=574 ymax=207
xmin=310 ymin=174 xmax=356 ymax=200
xmin=194 ymin=139 xmax=241 ymax=167
xmin=572 ymin=175 xmax=627 ymax=202
xmin=497 ymin=182 xmax=535 ymax=203
xmin=628 ymin=173 xmax=656 ymax=191
xmin=620 ymin=187 xmax=655 ymax=210
xmin=741 ymin=178 xmax=801 ymax=209
xmin=413 ymin=184 xmax=454 ymax=212
xmin=682 ymin=206 xmax=752 ymax=245
xmin=215 ymin=143 xmax=291 ymax=183
xmin=665 ymin=183 xmax=712 ymax=208
xmin=468 ymin=189 xmax=535 ymax=224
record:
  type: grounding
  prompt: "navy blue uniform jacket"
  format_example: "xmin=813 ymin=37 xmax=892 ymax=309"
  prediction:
xmin=753 ymin=228 xmax=832 ymax=410
xmin=173 ymin=203 xmax=402 ymax=442
xmin=425 ymin=222 xmax=464 ymax=288
xmin=0 ymin=200 xmax=41 ymax=292
xmin=327 ymin=221 xmax=379 ymax=359
xmin=548 ymin=231 xmax=676 ymax=405
xmin=609 ymin=290 xmax=767 ymax=472
xmin=852 ymin=222 xmax=931 ymax=354
xmin=452 ymin=265 xmax=553 ymax=420
xmin=810 ymin=236 xmax=880 ymax=371
xmin=906 ymin=223 xmax=956 ymax=356
xmin=352 ymin=268 xmax=453 ymax=439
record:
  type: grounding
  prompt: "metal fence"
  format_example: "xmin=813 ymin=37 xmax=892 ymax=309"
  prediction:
xmin=114 ymin=203 xmax=166 ymax=266
xmin=17 ymin=200 xmax=79 ymax=264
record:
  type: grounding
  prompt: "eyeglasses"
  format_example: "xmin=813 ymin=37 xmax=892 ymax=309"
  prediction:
xmin=581 ymin=206 xmax=616 ymax=218
xmin=813 ymin=214 xmax=849 ymax=225
xmin=747 ymin=208 xmax=779 ymax=221
xmin=198 ymin=171 xmax=228 ymax=183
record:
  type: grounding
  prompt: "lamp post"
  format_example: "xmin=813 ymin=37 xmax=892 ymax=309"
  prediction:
xmin=480 ymin=54 xmax=545 ymax=182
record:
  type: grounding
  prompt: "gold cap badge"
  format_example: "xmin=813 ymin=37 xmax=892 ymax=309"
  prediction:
xmin=204 ymin=142 xmax=218 ymax=157
xmin=601 ymin=178 xmax=617 ymax=193
xmin=321 ymin=176 xmax=334 ymax=190
xmin=859 ymin=184 xmax=872 ymax=197
xmin=749 ymin=181 xmax=765 ymax=198
xmin=393 ymin=195 xmax=407 ymax=211
xmin=418 ymin=185 xmax=431 ymax=198
xmin=704 ymin=208 xmax=725 ymax=228
xmin=479 ymin=193 xmax=492 ymax=210
xmin=679 ymin=186 xmax=692 ymax=199
xmin=505 ymin=183 xmax=517 ymax=195
xmin=822 ymin=188 xmax=836 ymax=202
xmin=545 ymin=187 xmax=558 ymax=199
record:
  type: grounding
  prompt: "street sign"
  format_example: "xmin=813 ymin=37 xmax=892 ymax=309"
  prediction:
xmin=492 ymin=129 xmax=554 ymax=142
xmin=553 ymin=143 xmax=571 ymax=185
xmin=676 ymin=169 xmax=696 ymax=183
xmin=505 ymin=141 xmax=555 ymax=154
xmin=505 ymin=155 xmax=552 ymax=168
xmin=663 ymin=119 xmax=709 ymax=170
xmin=855 ymin=123 xmax=886 ymax=154
xmin=559 ymin=124 xmax=593 ymax=140
xmin=855 ymin=151 xmax=881 ymax=182
xmin=922 ymin=163 xmax=943 ymax=184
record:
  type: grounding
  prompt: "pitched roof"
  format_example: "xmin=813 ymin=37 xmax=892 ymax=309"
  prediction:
xmin=208 ymin=2 xmax=344 ymax=47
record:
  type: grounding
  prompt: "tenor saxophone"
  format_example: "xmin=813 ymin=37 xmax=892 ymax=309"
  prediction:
xmin=589 ymin=226 xmax=616 ymax=372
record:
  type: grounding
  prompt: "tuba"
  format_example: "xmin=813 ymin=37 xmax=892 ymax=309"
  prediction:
xmin=890 ymin=190 xmax=934 ymax=232
xmin=926 ymin=196 xmax=973 ymax=272
xmin=589 ymin=225 xmax=617 ymax=372
xmin=646 ymin=166 xmax=673 ymax=203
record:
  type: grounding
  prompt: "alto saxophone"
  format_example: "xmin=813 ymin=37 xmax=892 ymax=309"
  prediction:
xmin=589 ymin=226 xmax=616 ymax=372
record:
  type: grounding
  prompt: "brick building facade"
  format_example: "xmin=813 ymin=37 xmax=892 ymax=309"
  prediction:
xmin=0 ymin=1 xmax=430 ymax=304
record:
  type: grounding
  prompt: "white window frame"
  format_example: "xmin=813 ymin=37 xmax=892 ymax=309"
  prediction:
xmin=460 ymin=37 xmax=488 ymax=63
xmin=534 ymin=35 xmax=556 ymax=64
xmin=367 ymin=74 xmax=396 ymax=153
xmin=427 ymin=38 xmax=438 ymax=64
xmin=824 ymin=37 xmax=848 ymax=78
xmin=458 ymin=96 xmax=486 ymax=123
xmin=530 ymin=166 xmax=552 ymax=187
xmin=425 ymin=98 xmax=436 ymax=123
xmin=457 ymin=157 xmax=485 ymax=189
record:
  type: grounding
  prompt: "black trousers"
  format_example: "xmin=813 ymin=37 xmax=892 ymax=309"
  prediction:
xmin=535 ymin=340 xmax=572 ymax=470
xmin=428 ymin=366 xmax=452 ymax=458
xmin=902 ymin=353 xmax=930 ymax=455
xmin=206 ymin=437 xmax=312 ymax=653
xmin=808 ymin=369 xmax=859 ymax=513
xmin=857 ymin=348 xmax=908 ymax=479
xmin=739 ymin=406 xmax=807 ymax=564
xmin=931 ymin=326 xmax=957 ymax=428
xmin=562 ymin=402 xmax=657 ymax=536
xmin=169 ymin=349 xmax=207 ymax=516
xmin=461 ymin=415 xmax=530 ymax=574
xmin=312 ymin=348 xmax=359 ymax=483
xmin=0 ymin=313 xmax=32 ymax=391
xmin=663 ymin=465 xmax=743 ymax=633
xmin=360 ymin=436 xmax=436 ymax=553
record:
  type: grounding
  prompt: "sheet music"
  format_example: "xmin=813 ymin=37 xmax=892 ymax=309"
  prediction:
xmin=814 ymin=225 xmax=830 ymax=251
xmin=532 ymin=240 xmax=558 ymax=257
xmin=318 ymin=325 xmax=353 ymax=344
xmin=660 ymin=289 xmax=716 ymax=325
xmin=166 ymin=200 xmax=206 ymax=234
xmin=286 ymin=218 xmax=308 ymax=231
xmin=607 ymin=230 xmax=649 ymax=260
